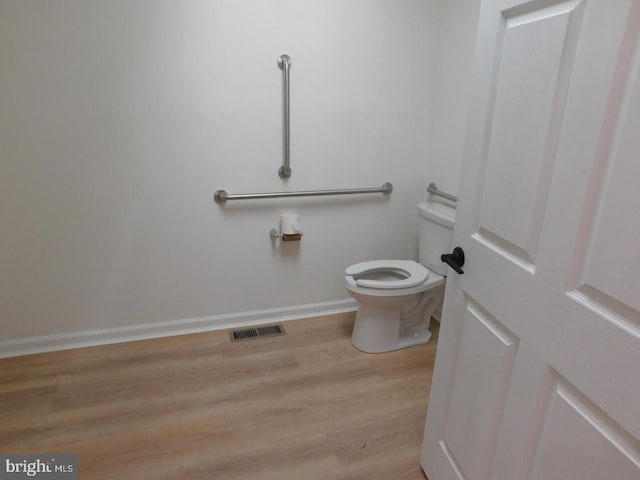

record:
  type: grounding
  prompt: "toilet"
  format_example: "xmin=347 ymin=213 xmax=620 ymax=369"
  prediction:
xmin=345 ymin=200 xmax=455 ymax=353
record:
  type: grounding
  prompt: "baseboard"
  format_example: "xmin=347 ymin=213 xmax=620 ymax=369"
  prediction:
xmin=0 ymin=299 xmax=358 ymax=359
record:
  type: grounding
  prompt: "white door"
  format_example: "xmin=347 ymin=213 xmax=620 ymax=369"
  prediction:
xmin=421 ymin=1 xmax=640 ymax=479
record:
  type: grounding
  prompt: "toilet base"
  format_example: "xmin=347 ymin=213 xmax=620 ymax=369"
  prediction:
xmin=350 ymin=287 xmax=443 ymax=354
xmin=396 ymin=328 xmax=433 ymax=350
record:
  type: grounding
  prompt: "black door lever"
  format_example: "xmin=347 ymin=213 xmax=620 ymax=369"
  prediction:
xmin=441 ymin=247 xmax=465 ymax=274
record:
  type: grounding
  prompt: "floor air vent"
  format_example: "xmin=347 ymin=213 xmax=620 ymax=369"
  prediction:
xmin=229 ymin=324 xmax=286 ymax=342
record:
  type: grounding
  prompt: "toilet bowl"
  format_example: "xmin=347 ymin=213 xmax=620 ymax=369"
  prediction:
xmin=346 ymin=260 xmax=445 ymax=353
xmin=345 ymin=200 xmax=455 ymax=353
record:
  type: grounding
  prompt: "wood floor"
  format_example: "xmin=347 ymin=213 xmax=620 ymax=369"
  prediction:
xmin=0 ymin=312 xmax=437 ymax=479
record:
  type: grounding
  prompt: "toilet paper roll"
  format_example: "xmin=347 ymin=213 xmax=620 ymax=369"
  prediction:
xmin=279 ymin=214 xmax=302 ymax=235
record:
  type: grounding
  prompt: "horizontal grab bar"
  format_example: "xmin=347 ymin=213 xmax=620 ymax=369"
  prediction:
xmin=214 ymin=182 xmax=393 ymax=203
xmin=427 ymin=182 xmax=457 ymax=203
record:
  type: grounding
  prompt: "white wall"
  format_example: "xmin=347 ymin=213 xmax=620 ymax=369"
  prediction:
xmin=0 ymin=0 xmax=444 ymax=342
xmin=428 ymin=0 xmax=481 ymax=196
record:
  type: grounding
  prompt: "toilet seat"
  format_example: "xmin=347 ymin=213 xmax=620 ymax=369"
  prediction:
xmin=345 ymin=260 xmax=430 ymax=289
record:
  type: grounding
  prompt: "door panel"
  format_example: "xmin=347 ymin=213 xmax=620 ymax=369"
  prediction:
xmin=535 ymin=0 xmax=640 ymax=288
xmin=570 ymin=63 xmax=640 ymax=316
xmin=421 ymin=1 xmax=640 ymax=479
xmin=478 ymin=0 xmax=584 ymax=266
xmin=443 ymin=300 xmax=518 ymax=480
xmin=530 ymin=379 xmax=640 ymax=479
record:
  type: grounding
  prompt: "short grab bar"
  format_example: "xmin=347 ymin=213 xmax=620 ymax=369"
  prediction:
xmin=427 ymin=182 xmax=457 ymax=203
xmin=214 ymin=182 xmax=393 ymax=203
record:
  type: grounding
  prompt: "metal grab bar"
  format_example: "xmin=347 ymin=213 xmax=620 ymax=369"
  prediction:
xmin=214 ymin=182 xmax=393 ymax=203
xmin=278 ymin=54 xmax=292 ymax=178
xmin=427 ymin=182 xmax=457 ymax=203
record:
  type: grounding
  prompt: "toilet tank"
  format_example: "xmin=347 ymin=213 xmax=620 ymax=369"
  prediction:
xmin=417 ymin=201 xmax=456 ymax=276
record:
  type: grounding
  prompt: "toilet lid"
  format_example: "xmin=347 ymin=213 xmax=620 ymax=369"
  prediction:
xmin=345 ymin=260 xmax=429 ymax=290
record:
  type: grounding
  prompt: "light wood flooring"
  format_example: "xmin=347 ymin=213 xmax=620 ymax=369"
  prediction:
xmin=0 ymin=312 xmax=437 ymax=479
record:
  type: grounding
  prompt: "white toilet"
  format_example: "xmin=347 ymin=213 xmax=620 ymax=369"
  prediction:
xmin=345 ymin=200 xmax=455 ymax=353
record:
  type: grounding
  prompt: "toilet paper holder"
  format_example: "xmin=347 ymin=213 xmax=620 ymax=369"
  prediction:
xmin=270 ymin=229 xmax=303 ymax=241
xmin=271 ymin=214 xmax=303 ymax=241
